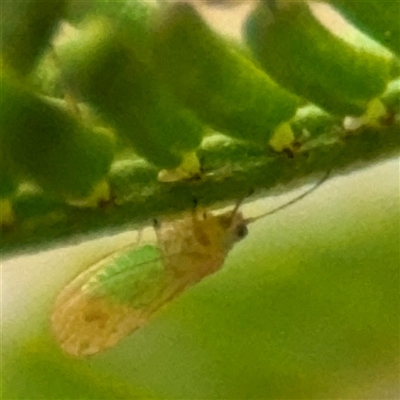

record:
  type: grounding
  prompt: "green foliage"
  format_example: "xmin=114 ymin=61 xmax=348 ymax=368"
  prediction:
xmin=1 ymin=72 xmax=115 ymax=199
xmin=1 ymin=0 xmax=66 ymax=76
xmin=1 ymin=8 xmax=400 ymax=398
xmin=327 ymin=0 xmax=400 ymax=56
xmin=2 ymin=338 xmax=154 ymax=399
xmin=152 ymin=2 xmax=299 ymax=145
xmin=0 ymin=166 xmax=18 ymax=199
xmin=245 ymin=1 xmax=396 ymax=115
xmin=1 ymin=0 xmax=399 ymax=252
xmin=57 ymin=16 xmax=204 ymax=170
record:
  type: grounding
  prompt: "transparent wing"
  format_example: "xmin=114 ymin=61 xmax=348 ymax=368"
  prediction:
xmin=51 ymin=243 xmax=186 ymax=357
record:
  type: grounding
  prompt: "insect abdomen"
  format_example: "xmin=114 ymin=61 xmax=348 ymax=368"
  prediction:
xmin=52 ymin=244 xmax=171 ymax=356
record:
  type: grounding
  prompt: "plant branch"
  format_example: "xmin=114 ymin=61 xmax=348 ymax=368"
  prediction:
xmin=2 ymin=116 xmax=399 ymax=256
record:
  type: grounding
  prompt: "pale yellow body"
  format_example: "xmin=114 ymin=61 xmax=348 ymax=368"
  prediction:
xmin=51 ymin=208 xmax=247 ymax=357
xmin=52 ymin=174 xmax=327 ymax=357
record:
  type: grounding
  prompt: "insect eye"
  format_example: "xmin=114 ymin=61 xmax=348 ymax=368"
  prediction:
xmin=235 ymin=223 xmax=248 ymax=240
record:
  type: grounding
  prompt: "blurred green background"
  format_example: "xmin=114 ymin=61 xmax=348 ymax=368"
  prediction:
xmin=2 ymin=158 xmax=399 ymax=399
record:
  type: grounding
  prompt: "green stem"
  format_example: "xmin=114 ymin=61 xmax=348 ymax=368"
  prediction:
xmin=3 ymin=117 xmax=399 ymax=256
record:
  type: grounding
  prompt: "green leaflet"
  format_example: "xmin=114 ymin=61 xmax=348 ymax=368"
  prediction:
xmin=1 ymin=0 xmax=66 ymax=76
xmin=0 ymin=72 xmax=115 ymax=200
xmin=245 ymin=1 xmax=394 ymax=116
xmin=57 ymin=16 xmax=203 ymax=170
xmin=327 ymin=0 xmax=400 ymax=57
xmin=152 ymin=2 xmax=299 ymax=146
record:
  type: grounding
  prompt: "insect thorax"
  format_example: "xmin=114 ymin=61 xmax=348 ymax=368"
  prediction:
xmin=156 ymin=209 xmax=246 ymax=284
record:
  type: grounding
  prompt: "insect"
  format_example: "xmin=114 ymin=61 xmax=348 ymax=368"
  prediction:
xmin=51 ymin=173 xmax=329 ymax=357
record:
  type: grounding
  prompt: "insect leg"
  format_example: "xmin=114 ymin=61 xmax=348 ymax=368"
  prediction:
xmin=191 ymin=197 xmax=209 ymax=222
xmin=152 ymin=218 xmax=162 ymax=243
xmin=191 ymin=198 xmax=212 ymax=246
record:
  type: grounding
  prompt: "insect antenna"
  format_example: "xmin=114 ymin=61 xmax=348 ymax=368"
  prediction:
xmin=245 ymin=170 xmax=331 ymax=224
xmin=226 ymin=188 xmax=255 ymax=226
xmin=229 ymin=197 xmax=245 ymax=221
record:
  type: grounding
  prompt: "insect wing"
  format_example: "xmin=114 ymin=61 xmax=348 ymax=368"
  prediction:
xmin=51 ymin=243 xmax=173 ymax=357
